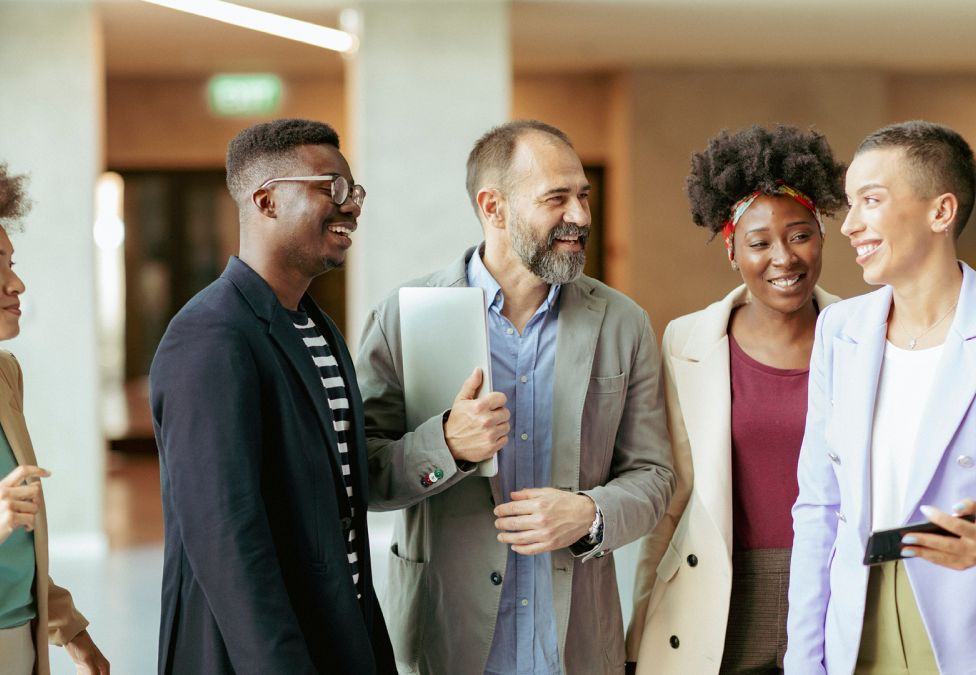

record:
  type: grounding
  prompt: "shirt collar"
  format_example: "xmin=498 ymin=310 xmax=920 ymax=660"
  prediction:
xmin=466 ymin=244 xmax=561 ymax=314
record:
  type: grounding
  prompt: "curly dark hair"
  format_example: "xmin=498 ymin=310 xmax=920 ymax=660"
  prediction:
xmin=225 ymin=118 xmax=340 ymax=207
xmin=686 ymin=125 xmax=846 ymax=236
xmin=0 ymin=163 xmax=30 ymax=230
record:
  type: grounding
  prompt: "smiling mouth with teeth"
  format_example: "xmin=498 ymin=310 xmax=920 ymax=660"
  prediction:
xmin=328 ymin=225 xmax=353 ymax=236
xmin=856 ymin=244 xmax=879 ymax=257
xmin=769 ymin=275 xmax=803 ymax=288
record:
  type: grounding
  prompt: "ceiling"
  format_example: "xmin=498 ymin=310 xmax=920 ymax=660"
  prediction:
xmin=97 ymin=0 xmax=976 ymax=77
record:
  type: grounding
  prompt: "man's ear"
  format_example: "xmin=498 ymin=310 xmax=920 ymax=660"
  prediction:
xmin=476 ymin=188 xmax=505 ymax=230
xmin=252 ymin=187 xmax=277 ymax=218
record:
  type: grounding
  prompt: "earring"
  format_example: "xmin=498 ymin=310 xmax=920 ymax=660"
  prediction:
xmin=730 ymin=260 xmax=739 ymax=271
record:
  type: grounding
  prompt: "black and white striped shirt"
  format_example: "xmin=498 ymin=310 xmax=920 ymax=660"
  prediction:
xmin=291 ymin=311 xmax=361 ymax=600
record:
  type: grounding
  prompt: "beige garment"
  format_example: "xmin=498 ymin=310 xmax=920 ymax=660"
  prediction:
xmin=0 ymin=350 xmax=89 ymax=675
xmin=855 ymin=561 xmax=938 ymax=674
xmin=357 ymin=247 xmax=675 ymax=675
xmin=625 ymin=286 xmax=840 ymax=675
xmin=0 ymin=622 xmax=34 ymax=675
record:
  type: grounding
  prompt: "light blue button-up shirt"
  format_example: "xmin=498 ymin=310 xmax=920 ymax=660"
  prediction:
xmin=469 ymin=250 xmax=563 ymax=675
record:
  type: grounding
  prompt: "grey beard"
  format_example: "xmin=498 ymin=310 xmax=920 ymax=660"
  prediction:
xmin=510 ymin=220 xmax=588 ymax=284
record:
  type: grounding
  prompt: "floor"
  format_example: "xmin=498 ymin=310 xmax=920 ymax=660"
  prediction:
xmin=45 ymin=453 xmax=641 ymax=674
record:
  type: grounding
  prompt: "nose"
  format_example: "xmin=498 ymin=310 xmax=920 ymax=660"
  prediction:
xmin=566 ymin=196 xmax=590 ymax=227
xmin=339 ymin=196 xmax=361 ymax=219
xmin=2 ymin=268 xmax=24 ymax=296
xmin=840 ymin=207 xmax=859 ymax=239
xmin=771 ymin=238 xmax=798 ymax=266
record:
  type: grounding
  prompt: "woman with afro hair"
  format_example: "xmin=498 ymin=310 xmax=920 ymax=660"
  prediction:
xmin=0 ymin=163 xmax=109 ymax=675
xmin=626 ymin=125 xmax=845 ymax=674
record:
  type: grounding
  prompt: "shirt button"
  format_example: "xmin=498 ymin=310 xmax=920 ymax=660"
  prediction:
xmin=957 ymin=455 xmax=974 ymax=468
xmin=520 ymin=598 xmax=529 ymax=607
xmin=520 ymin=375 xmax=528 ymax=384
xmin=520 ymin=433 xmax=528 ymax=441
xmin=505 ymin=328 xmax=514 ymax=335
xmin=490 ymin=571 xmax=503 ymax=586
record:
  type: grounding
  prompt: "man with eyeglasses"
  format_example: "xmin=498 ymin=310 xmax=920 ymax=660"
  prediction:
xmin=149 ymin=119 xmax=394 ymax=675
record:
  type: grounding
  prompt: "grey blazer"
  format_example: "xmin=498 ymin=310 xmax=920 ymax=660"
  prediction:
xmin=356 ymin=247 xmax=674 ymax=675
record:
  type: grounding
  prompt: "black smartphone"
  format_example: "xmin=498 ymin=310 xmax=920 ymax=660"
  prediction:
xmin=863 ymin=513 xmax=976 ymax=565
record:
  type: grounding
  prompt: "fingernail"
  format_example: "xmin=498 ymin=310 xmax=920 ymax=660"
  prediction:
xmin=901 ymin=535 xmax=918 ymax=545
xmin=920 ymin=504 xmax=938 ymax=519
xmin=901 ymin=549 xmax=917 ymax=557
xmin=953 ymin=501 xmax=968 ymax=514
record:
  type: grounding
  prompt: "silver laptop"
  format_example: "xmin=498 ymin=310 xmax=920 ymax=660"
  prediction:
xmin=399 ymin=287 xmax=498 ymax=477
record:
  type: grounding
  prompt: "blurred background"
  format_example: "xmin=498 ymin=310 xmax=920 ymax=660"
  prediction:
xmin=2 ymin=0 xmax=975 ymax=671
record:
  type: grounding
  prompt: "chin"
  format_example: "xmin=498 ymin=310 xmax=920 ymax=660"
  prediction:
xmin=0 ymin=324 xmax=20 ymax=341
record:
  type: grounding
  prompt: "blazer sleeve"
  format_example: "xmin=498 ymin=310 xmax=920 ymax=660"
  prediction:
xmin=581 ymin=310 xmax=675 ymax=555
xmin=625 ymin=320 xmax=693 ymax=658
xmin=46 ymin=577 xmax=89 ymax=645
xmin=784 ymin=307 xmax=841 ymax=675
xmin=357 ymin=306 xmax=477 ymax=511
xmin=151 ymin=320 xmax=316 ymax=673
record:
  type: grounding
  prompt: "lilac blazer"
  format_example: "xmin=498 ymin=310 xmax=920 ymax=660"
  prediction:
xmin=786 ymin=262 xmax=976 ymax=675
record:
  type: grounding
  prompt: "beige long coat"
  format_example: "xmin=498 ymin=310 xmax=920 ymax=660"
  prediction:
xmin=0 ymin=350 xmax=88 ymax=675
xmin=625 ymin=285 xmax=839 ymax=674
xmin=357 ymin=247 xmax=675 ymax=675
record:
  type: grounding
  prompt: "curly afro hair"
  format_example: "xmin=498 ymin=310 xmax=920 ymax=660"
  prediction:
xmin=0 ymin=163 xmax=30 ymax=230
xmin=686 ymin=125 xmax=846 ymax=236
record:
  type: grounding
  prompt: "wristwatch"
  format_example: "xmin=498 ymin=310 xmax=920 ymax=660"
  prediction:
xmin=585 ymin=504 xmax=604 ymax=545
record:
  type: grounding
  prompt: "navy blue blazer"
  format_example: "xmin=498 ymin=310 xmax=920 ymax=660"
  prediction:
xmin=150 ymin=256 xmax=394 ymax=674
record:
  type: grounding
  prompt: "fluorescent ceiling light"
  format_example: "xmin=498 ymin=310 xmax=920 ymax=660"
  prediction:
xmin=139 ymin=0 xmax=358 ymax=54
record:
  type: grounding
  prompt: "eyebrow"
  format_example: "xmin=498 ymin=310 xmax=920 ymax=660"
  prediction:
xmin=855 ymin=183 xmax=887 ymax=195
xmin=540 ymin=184 xmax=591 ymax=199
xmin=742 ymin=220 xmax=816 ymax=234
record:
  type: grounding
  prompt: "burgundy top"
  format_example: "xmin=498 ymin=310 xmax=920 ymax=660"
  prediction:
xmin=729 ymin=333 xmax=809 ymax=551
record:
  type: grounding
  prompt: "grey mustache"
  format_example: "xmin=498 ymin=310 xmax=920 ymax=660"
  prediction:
xmin=547 ymin=224 xmax=590 ymax=247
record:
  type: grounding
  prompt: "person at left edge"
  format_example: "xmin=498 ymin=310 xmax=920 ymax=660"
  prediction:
xmin=150 ymin=119 xmax=395 ymax=675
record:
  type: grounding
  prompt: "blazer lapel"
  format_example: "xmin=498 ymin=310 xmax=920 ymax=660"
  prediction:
xmin=551 ymin=281 xmax=606 ymax=492
xmin=899 ymin=263 xmax=976 ymax=523
xmin=670 ymin=285 xmax=746 ymax=555
xmin=0 ymin=390 xmax=33 ymax=467
xmin=834 ymin=287 xmax=891 ymax=538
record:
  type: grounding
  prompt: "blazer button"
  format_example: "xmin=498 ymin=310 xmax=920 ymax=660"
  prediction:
xmin=490 ymin=571 xmax=503 ymax=586
xmin=686 ymin=554 xmax=698 ymax=567
xmin=827 ymin=452 xmax=840 ymax=465
xmin=957 ymin=455 xmax=974 ymax=468
xmin=669 ymin=635 xmax=680 ymax=649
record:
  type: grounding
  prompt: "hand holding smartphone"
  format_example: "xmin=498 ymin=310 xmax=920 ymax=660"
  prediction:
xmin=863 ymin=514 xmax=976 ymax=565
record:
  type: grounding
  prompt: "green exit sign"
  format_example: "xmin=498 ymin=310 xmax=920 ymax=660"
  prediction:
xmin=208 ymin=74 xmax=282 ymax=117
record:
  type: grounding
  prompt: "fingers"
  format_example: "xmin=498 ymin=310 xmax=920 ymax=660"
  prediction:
xmin=494 ymin=499 xmax=537 ymax=518
xmin=494 ymin=515 xmax=536 ymax=532
xmin=952 ymin=498 xmax=976 ymax=516
xmin=0 ymin=510 xmax=37 ymax=533
xmin=454 ymin=368 xmax=483 ymax=402
xmin=919 ymin=504 xmax=976 ymax=537
xmin=510 ymin=488 xmax=546 ymax=501
xmin=1 ymin=465 xmax=50 ymax=487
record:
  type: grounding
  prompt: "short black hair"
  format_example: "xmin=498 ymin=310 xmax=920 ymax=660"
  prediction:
xmin=857 ymin=120 xmax=976 ymax=237
xmin=0 ymin=163 xmax=30 ymax=231
xmin=466 ymin=120 xmax=574 ymax=215
xmin=686 ymin=125 xmax=846 ymax=236
xmin=225 ymin=118 xmax=340 ymax=206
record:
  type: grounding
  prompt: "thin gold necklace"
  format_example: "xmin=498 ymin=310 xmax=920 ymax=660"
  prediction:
xmin=901 ymin=300 xmax=958 ymax=349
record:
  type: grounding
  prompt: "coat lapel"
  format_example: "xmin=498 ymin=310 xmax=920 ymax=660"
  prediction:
xmin=670 ymin=286 xmax=746 ymax=555
xmin=899 ymin=263 xmax=976 ymax=523
xmin=834 ymin=286 xmax=891 ymax=537
xmin=550 ymin=281 xmax=606 ymax=492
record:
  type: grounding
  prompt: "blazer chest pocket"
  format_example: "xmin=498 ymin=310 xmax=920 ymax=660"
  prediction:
xmin=582 ymin=373 xmax=627 ymax=484
xmin=588 ymin=372 xmax=626 ymax=395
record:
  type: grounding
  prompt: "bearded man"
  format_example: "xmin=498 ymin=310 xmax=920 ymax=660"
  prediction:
xmin=356 ymin=120 xmax=674 ymax=675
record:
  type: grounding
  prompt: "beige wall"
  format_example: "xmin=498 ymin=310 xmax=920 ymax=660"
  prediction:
xmin=107 ymin=69 xmax=976 ymax=336
xmin=107 ymin=75 xmax=346 ymax=168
